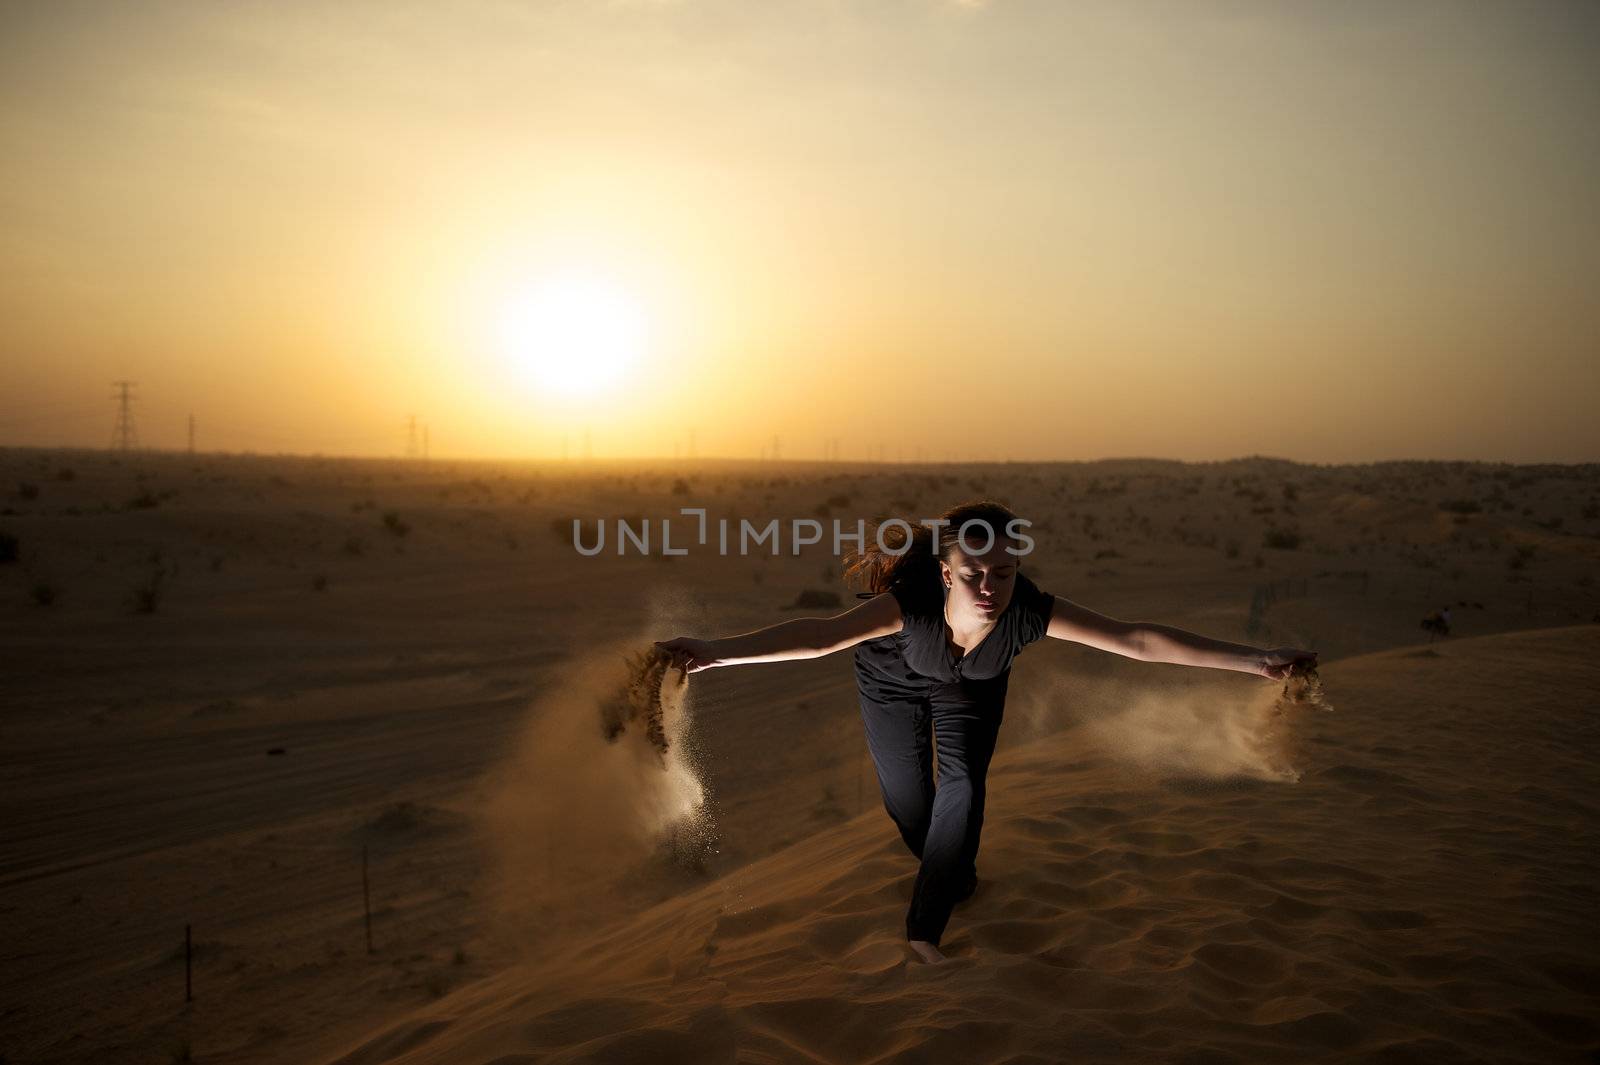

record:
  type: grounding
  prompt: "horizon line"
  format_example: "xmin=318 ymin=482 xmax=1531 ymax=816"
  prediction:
xmin=1 ymin=443 xmax=1594 ymax=470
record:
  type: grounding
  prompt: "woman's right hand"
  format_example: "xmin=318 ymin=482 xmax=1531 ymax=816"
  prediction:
xmin=654 ymin=637 xmax=721 ymax=674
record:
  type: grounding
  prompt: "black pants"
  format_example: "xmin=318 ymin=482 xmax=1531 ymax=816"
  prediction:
xmin=858 ymin=685 xmax=1005 ymax=947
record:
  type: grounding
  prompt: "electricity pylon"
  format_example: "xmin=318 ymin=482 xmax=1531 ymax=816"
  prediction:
xmin=111 ymin=381 xmax=138 ymax=451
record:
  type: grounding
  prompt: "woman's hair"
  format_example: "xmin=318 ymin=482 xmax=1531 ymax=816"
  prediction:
xmin=842 ymin=499 xmax=1026 ymax=596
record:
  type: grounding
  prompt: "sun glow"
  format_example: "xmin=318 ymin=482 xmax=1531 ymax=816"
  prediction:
xmin=495 ymin=274 xmax=649 ymax=397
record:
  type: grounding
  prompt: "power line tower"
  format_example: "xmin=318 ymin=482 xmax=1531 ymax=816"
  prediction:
xmin=405 ymin=414 xmax=418 ymax=458
xmin=110 ymin=381 xmax=138 ymax=451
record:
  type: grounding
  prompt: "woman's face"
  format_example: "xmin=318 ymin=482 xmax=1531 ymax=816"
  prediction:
xmin=940 ymin=535 xmax=1020 ymax=621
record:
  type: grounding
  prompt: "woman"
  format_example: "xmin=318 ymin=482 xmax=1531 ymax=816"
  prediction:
xmin=656 ymin=499 xmax=1317 ymax=964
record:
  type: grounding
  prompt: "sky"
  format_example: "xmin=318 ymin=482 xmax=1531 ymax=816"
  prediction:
xmin=2 ymin=0 xmax=1597 ymax=463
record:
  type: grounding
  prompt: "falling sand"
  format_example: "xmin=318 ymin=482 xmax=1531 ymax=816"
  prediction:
xmin=599 ymin=645 xmax=687 ymax=765
xmin=471 ymin=643 xmax=718 ymax=952
xmin=1279 ymin=658 xmax=1335 ymax=715
xmin=1071 ymin=664 xmax=1335 ymax=785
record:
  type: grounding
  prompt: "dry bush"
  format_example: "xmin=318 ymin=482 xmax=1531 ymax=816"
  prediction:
xmin=1262 ymin=527 xmax=1302 ymax=550
xmin=130 ymin=567 xmax=165 ymax=613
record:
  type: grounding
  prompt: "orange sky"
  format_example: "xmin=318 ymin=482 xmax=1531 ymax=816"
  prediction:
xmin=2 ymin=1 xmax=1597 ymax=463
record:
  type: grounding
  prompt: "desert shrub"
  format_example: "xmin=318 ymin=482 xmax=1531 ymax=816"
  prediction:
xmin=671 ymin=478 xmax=691 ymax=496
xmin=312 ymin=574 xmax=328 ymax=591
xmin=381 ymin=511 xmax=410 ymax=537
xmin=131 ymin=568 xmax=166 ymax=613
xmin=0 ymin=531 xmax=17 ymax=564
xmin=342 ymin=536 xmax=365 ymax=557
xmin=126 ymin=490 xmax=160 ymax=509
xmin=1223 ymin=539 xmax=1241 ymax=559
xmin=16 ymin=481 xmax=39 ymax=501
xmin=31 ymin=582 xmax=57 ymax=606
xmin=1262 ymin=527 xmax=1302 ymax=550
xmin=57 ymin=467 xmax=75 ymax=481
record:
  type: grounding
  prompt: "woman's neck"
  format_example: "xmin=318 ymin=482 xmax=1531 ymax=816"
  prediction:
xmin=944 ymin=600 xmax=996 ymax=642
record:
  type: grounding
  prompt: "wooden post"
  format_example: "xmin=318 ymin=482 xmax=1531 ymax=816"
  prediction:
xmin=363 ymin=844 xmax=374 ymax=955
xmin=185 ymin=923 xmax=192 ymax=1003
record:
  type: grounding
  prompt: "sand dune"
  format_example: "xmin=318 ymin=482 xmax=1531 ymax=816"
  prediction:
xmin=4 ymin=451 xmax=1598 ymax=1063
xmin=319 ymin=625 xmax=1600 ymax=1065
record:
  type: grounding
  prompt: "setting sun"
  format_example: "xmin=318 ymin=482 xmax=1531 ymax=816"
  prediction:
xmin=494 ymin=274 xmax=649 ymax=398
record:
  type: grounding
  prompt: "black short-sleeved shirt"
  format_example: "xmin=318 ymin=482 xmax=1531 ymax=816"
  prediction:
xmin=853 ymin=571 xmax=1056 ymax=708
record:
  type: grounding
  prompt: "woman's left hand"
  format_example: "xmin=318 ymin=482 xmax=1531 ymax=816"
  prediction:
xmin=1257 ymin=647 xmax=1318 ymax=681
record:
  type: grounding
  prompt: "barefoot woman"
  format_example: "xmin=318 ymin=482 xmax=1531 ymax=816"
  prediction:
xmin=656 ymin=499 xmax=1317 ymax=964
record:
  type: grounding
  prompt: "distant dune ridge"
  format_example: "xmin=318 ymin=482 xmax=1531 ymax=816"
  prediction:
xmin=326 ymin=626 xmax=1600 ymax=1065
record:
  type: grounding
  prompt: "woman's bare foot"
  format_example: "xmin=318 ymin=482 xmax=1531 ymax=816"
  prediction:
xmin=908 ymin=939 xmax=946 ymax=963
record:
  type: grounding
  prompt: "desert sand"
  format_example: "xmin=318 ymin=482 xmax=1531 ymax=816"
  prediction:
xmin=2 ymin=449 xmax=1597 ymax=1064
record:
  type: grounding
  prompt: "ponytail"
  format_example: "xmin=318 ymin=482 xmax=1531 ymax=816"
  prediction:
xmin=842 ymin=520 xmax=938 ymax=597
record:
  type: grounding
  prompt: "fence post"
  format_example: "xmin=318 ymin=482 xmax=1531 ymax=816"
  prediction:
xmin=363 ymin=844 xmax=374 ymax=955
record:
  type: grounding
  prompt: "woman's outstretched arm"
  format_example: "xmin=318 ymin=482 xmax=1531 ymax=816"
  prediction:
xmin=656 ymin=592 xmax=903 ymax=673
xmin=1044 ymin=595 xmax=1317 ymax=679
